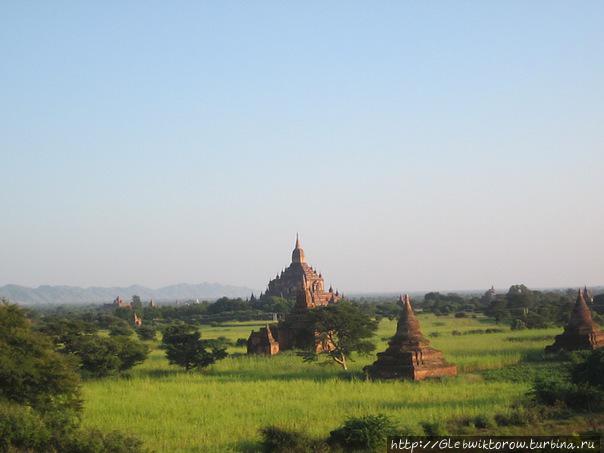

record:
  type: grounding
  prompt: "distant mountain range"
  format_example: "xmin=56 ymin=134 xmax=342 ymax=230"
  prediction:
xmin=0 ymin=283 xmax=257 ymax=305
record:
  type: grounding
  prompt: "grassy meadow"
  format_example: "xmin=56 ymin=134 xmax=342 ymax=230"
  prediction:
xmin=81 ymin=315 xmax=562 ymax=452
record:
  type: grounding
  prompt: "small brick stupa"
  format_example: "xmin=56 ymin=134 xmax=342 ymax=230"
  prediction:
xmin=545 ymin=288 xmax=604 ymax=353
xmin=247 ymin=324 xmax=280 ymax=356
xmin=364 ymin=295 xmax=457 ymax=381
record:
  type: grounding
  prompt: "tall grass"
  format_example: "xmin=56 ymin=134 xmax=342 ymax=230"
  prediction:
xmin=80 ymin=314 xmax=561 ymax=452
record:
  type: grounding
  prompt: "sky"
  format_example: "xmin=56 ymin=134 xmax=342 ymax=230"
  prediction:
xmin=1 ymin=1 xmax=603 ymax=293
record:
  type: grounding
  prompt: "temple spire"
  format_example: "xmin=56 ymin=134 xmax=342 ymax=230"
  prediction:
xmin=567 ymin=288 xmax=595 ymax=332
xmin=394 ymin=294 xmax=424 ymax=341
xmin=291 ymin=233 xmax=306 ymax=263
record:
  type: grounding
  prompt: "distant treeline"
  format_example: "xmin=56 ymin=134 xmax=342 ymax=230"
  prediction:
xmin=25 ymin=285 xmax=604 ymax=330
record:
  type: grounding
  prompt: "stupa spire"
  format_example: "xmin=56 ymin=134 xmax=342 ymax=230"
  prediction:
xmin=567 ymin=288 xmax=595 ymax=332
xmin=395 ymin=295 xmax=423 ymax=341
xmin=291 ymin=233 xmax=306 ymax=263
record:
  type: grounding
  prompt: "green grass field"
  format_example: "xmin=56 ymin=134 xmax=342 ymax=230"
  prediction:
xmin=80 ymin=315 xmax=562 ymax=452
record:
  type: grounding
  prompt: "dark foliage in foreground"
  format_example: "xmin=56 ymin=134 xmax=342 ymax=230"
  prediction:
xmin=261 ymin=414 xmax=398 ymax=453
xmin=0 ymin=301 xmax=81 ymax=419
xmin=260 ymin=426 xmax=328 ymax=453
xmin=328 ymin=414 xmax=398 ymax=452
xmin=0 ymin=401 xmax=143 ymax=453
xmin=0 ymin=300 xmax=145 ymax=452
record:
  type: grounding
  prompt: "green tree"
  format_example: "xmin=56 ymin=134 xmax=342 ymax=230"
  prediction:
xmin=206 ymin=297 xmax=248 ymax=314
xmin=131 ymin=295 xmax=142 ymax=310
xmin=162 ymin=324 xmax=227 ymax=371
xmin=66 ymin=334 xmax=148 ymax=377
xmin=136 ymin=324 xmax=157 ymax=341
xmin=300 ymin=302 xmax=377 ymax=370
xmin=109 ymin=320 xmax=134 ymax=336
xmin=0 ymin=301 xmax=81 ymax=418
xmin=37 ymin=316 xmax=97 ymax=346
xmin=67 ymin=335 xmax=121 ymax=377
xmin=113 ymin=336 xmax=149 ymax=371
xmin=0 ymin=300 xmax=144 ymax=451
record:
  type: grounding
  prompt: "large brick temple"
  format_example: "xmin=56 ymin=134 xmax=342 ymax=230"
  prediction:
xmin=247 ymin=235 xmax=341 ymax=355
xmin=263 ymin=234 xmax=341 ymax=306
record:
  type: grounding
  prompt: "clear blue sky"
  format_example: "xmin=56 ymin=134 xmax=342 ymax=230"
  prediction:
xmin=1 ymin=1 xmax=602 ymax=292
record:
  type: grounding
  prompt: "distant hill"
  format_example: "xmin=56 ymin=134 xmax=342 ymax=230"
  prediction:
xmin=0 ymin=282 xmax=257 ymax=305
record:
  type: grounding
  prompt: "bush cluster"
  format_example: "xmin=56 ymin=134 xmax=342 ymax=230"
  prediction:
xmin=261 ymin=414 xmax=398 ymax=453
xmin=531 ymin=350 xmax=604 ymax=412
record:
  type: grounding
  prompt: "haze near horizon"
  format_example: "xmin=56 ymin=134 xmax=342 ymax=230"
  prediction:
xmin=1 ymin=2 xmax=603 ymax=293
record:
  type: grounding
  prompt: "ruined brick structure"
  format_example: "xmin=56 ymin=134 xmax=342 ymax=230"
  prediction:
xmin=247 ymin=235 xmax=341 ymax=355
xmin=545 ymin=287 xmax=604 ymax=353
xmin=113 ymin=296 xmax=131 ymax=308
xmin=133 ymin=313 xmax=142 ymax=327
xmin=364 ymin=295 xmax=457 ymax=381
xmin=263 ymin=234 xmax=341 ymax=306
xmin=273 ymin=279 xmax=323 ymax=351
xmin=247 ymin=324 xmax=280 ymax=356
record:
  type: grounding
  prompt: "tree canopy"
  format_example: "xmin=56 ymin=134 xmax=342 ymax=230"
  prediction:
xmin=300 ymin=302 xmax=378 ymax=370
xmin=162 ymin=324 xmax=228 ymax=371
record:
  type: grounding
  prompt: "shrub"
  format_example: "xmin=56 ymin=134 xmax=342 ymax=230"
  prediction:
xmin=571 ymin=349 xmax=604 ymax=389
xmin=495 ymin=404 xmax=539 ymax=427
xmin=0 ymin=403 xmax=145 ymax=453
xmin=446 ymin=414 xmax=493 ymax=433
xmin=532 ymin=368 xmax=603 ymax=413
xmin=420 ymin=421 xmax=446 ymax=436
xmin=484 ymin=328 xmax=504 ymax=334
xmin=567 ymin=385 xmax=604 ymax=412
xmin=61 ymin=428 xmax=145 ymax=452
xmin=207 ymin=336 xmax=234 ymax=348
xmin=532 ymin=374 xmax=582 ymax=405
xmin=493 ymin=411 xmax=525 ymax=427
xmin=260 ymin=426 xmax=326 ymax=453
xmin=472 ymin=414 xmax=493 ymax=429
xmin=328 ymin=414 xmax=398 ymax=452
xmin=465 ymin=329 xmax=485 ymax=335
xmin=0 ymin=401 xmax=51 ymax=451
